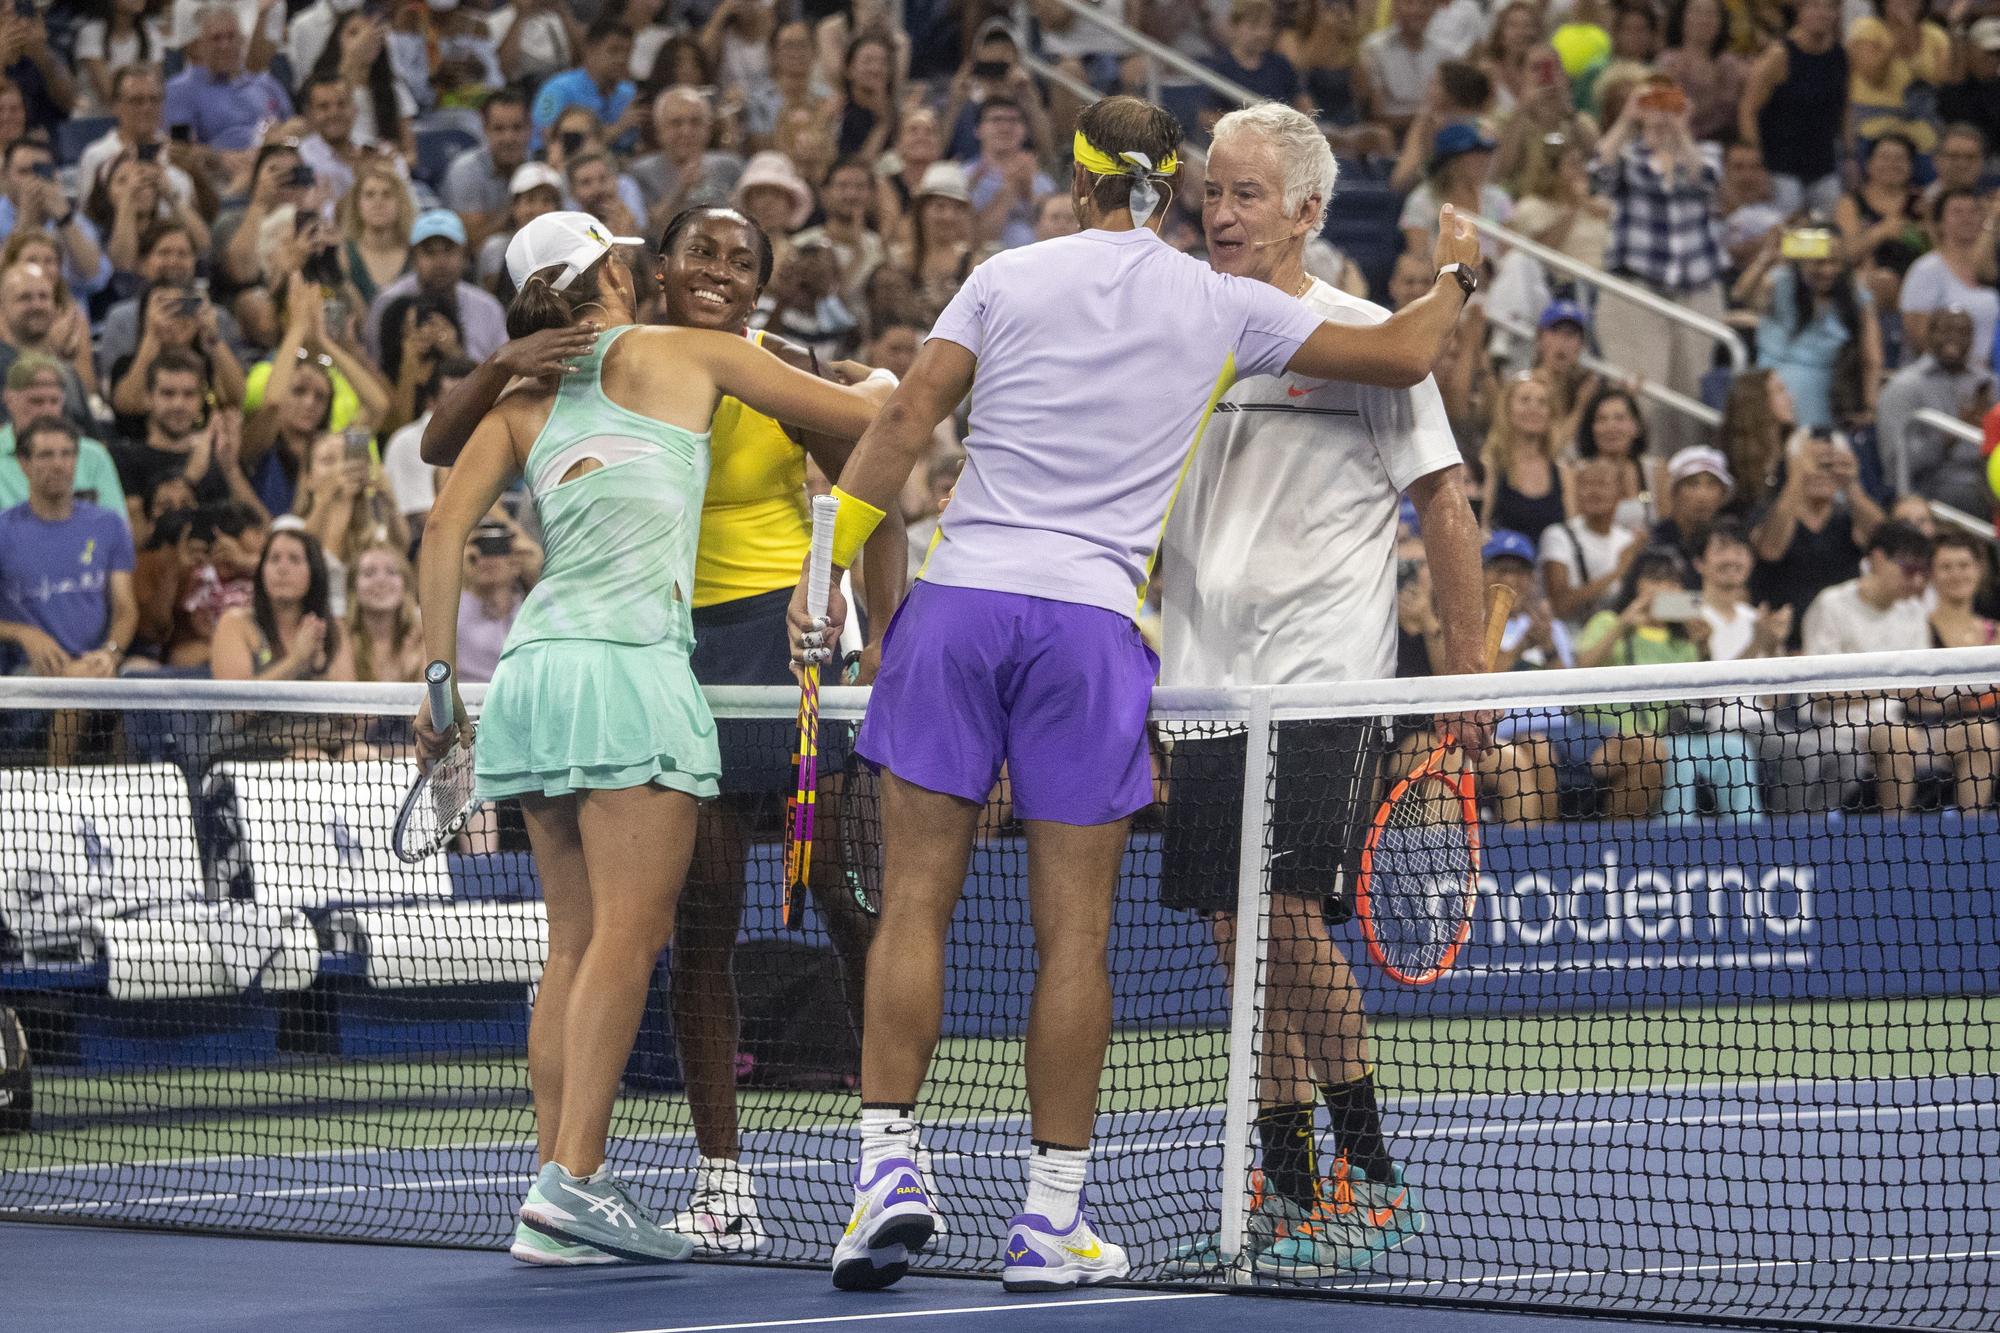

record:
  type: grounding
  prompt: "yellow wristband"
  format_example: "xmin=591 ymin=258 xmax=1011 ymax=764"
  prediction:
xmin=830 ymin=485 xmax=886 ymax=568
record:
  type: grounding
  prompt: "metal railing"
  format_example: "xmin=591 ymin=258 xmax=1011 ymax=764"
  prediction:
xmin=1485 ymin=310 xmax=1722 ymax=435
xmin=1016 ymin=48 xmax=1108 ymax=109
xmin=1907 ymin=409 xmax=1997 ymax=545
xmin=1463 ymin=214 xmax=1750 ymax=374
xmin=1024 ymin=0 xmax=1264 ymax=110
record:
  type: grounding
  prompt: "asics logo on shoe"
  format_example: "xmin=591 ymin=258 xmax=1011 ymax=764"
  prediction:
xmin=1060 ymin=1238 xmax=1102 ymax=1260
xmin=558 ymin=1181 xmax=635 ymax=1229
xmin=1367 ymin=1190 xmax=1407 ymax=1229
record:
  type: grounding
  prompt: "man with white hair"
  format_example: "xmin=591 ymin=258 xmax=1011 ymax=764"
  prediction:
xmin=1156 ymin=101 xmax=1489 ymax=1277
xmin=629 ymin=87 xmax=745 ymax=224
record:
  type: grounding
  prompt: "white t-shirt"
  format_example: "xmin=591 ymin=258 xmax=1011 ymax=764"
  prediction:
xmin=1157 ymin=279 xmax=1459 ymax=686
xmin=922 ymin=226 xmax=1322 ymax=615
xmin=1899 ymin=252 xmax=2000 ymax=369
xmin=382 ymin=414 xmax=437 ymax=518
xmin=1700 ymin=598 xmax=1758 ymax=662
xmin=74 ymin=19 xmax=169 ymax=110
xmin=1538 ymin=517 xmax=1637 ymax=626
xmin=1802 ymin=576 xmax=1930 ymax=723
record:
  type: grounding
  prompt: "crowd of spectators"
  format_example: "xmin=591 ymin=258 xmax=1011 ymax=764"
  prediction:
xmin=0 ymin=0 xmax=1991 ymax=815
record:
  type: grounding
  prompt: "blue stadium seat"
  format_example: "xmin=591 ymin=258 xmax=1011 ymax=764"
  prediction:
xmin=1326 ymin=157 xmax=1403 ymax=302
xmin=413 ymin=126 xmax=480 ymax=190
xmin=55 ymin=116 xmax=116 ymax=168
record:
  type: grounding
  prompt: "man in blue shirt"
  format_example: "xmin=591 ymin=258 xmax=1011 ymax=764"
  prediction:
xmin=530 ymin=17 xmax=640 ymax=152
xmin=164 ymin=5 xmax=294 ymax=153
xmin=0 ymin=141 xmax=113 ymax=299
xmin=0 ymin=416 xmax=136 ymax=679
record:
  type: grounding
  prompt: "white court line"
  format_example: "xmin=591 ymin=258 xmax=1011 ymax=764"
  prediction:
xmin=13 ymin=1069 xmax=1993 ymax=1178
xmin=1339 ymin=1245 xmax=2000 ymax=1292
xmin=13 ymin=1095 xmax=1997 ymax=1213
xmin=609 ymin=1292 xmax=1221 ymax=1333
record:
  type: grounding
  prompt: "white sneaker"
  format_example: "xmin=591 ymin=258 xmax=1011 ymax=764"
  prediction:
xmin=668 ymin=1156 xmax=768 ymax=1254
xmin=916 ymin=1146 xmax=948 ymax=1237
xmin=1000 ymin=1200 xmax=1130 ymax=1292
xmin=830 ymin=1155 xmax=935 ymax=1291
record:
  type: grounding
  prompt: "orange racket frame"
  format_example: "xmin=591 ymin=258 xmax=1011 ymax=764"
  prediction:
xmin=1356 ymin=583 xmax=1515 ymax=985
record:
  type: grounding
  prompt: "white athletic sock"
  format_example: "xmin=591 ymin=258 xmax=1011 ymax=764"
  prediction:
xmin=1025 ymin=1143 xmax=1088 ymax=1229
xmin=858 ymin=1107 xmax=919 ymax=1180
xmin=697 ymin=1155 xmax=745 ymax=1198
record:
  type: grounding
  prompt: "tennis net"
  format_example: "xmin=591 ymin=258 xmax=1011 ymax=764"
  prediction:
xmin=0 ymin=650 xmax=1995 ymax=1331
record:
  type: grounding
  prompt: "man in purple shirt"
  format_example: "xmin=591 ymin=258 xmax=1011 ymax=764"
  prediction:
xmin=164 ymin=6 xmax=293 ymax=153
xmin=795 ymin=94 xmax=1479 ymax=1295
xmin=0 ymin=416 xmax=136 ymax=678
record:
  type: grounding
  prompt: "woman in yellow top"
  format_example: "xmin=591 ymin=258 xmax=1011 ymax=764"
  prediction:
xmin=1846 ymin=0 xmax=1954 ymax=151
xmin=420 ymin=205 xmax=905 ymax=1254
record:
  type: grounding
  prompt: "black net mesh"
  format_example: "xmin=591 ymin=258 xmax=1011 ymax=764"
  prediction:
xmin=1 ymin=678 xmax=1996 ymax=1331
xmin=1243 ymin=690 xmax=2000 ymax=1329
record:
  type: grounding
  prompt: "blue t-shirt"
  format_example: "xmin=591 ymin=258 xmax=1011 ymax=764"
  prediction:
xmin=530 ymin=68 xmax=636 ymax=151
xmin=0 ymin=501 xmax=135 ymax=656
xmin=1203 ymin=50 xmax=1301 ymax=113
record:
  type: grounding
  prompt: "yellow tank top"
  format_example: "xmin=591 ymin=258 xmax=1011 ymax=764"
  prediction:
xmin=693 ymin=330 xmax=813 ymax=608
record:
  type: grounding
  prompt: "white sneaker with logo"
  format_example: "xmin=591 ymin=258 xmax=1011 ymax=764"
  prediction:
xmin=1000 ymin=1202 xmax=1130 ymax=1292
xmin=668 ymin=1156 xmax=768 ymax=1254
xmin=830 ymin=1155 xmax=935 ymax=1291
xmin=517 ymin=1162 xmax=694 ymax=1264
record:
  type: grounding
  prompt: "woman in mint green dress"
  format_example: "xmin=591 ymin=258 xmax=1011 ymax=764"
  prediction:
xmin=414 ymin=213 xmax=890 ymax=1265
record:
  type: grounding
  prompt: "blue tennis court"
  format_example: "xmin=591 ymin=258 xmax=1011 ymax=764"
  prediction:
xmin=8 ymin=1071 xmax=1996 ymax=1330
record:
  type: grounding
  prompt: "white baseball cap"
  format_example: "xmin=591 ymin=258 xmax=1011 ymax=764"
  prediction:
xmin=504 ymin=211 xmax=645 ymax=292
xmin=508 ymin=161 xmax=565 ymax=198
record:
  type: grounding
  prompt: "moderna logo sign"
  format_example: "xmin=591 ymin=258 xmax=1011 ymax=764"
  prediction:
xmin=1476 ymin=851 xmax=1814 ymax=953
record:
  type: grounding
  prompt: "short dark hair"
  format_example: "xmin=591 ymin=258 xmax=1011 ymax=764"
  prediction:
xmin=1941 ymin=121 xmax=1989 ymax=153
xmin=147 ymin=348 xmax=207 ymax=392
xmin=585 ymin=17 xmax=635 ymax=45
xmin=1701 ymin=515 xmax=1752 ymax=554
xmin=18 ymin=413 xmax=77 ymax=459
xmin=1437 ymin=60 xmax=1492 ymax=111
xmin=1868 ymin=519 xmax=1934 ymax=564
xmin=304 ymin=71 xmax=349 ymax=101
xmin=110 ymin=63 xmax=162 ymax=102
xmin=657 ymin=205 xmax=775 ymax=289
xmin=1933 ymin=185 xmax=1984 ymax=224
xmin=138 ymin=219 xmax=194 ymax=262
xmin=483 ymin=88 xmax=530 ymax=119
xmin=1933 ymin=528 xmax=1988 ymax=563
xmin=978 ymin=96 xmax=1026 ymax=125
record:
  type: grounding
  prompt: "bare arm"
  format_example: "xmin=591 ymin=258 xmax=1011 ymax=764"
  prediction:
xmin=1739 ymin=45 xmax=1784 ymax=147
xmin=1410 ymin=466 xmax=1485 ymax=676
xmin=1285 ymin=214 xmax=1475 ymax=388
xmin=817 ymin=339 xmax=975 ymax=556
xmin=103 ymin=571 xmax=137 ymax=657
xmin=419 ymin=325 xmax=604 ymax=465
xmin=688 ymin=329 xmax=894 ymax=441
xmin=416 ymin=414 xmax=519 ymax=737
xmin=1750 ymin=467 xmax=1805 ymax=561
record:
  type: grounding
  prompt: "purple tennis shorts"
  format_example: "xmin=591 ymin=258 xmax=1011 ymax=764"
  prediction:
xmin=855 ymin=581 xmax=1159 ymax=826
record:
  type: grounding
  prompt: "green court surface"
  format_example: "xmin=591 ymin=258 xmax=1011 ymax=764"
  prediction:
xmin=12 ymin=993 xmax=1995 ymax=1169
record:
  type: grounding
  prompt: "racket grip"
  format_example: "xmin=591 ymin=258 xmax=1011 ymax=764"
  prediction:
xmin=806 ymin=493 xmax=838 ymax=619
xmin=424 ymin=660 xmax=453 ymax=727
xmin=1481 ymin=584 xmax=1517 ymax=672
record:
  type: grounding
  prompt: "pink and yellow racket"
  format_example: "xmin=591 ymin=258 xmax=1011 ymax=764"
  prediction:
xmin=783 ymin=494 xmax=840 ymax=928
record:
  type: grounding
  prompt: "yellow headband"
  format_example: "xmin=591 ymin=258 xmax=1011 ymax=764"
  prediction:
xmin=1072 ymin=130 xmax=1178 ymax=181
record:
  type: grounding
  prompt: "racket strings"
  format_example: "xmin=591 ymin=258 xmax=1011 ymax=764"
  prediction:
xmin=1372 ymin=773 xmax=1476 ymax=971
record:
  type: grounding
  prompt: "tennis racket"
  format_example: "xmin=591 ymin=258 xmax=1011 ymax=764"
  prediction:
xmin=783 ymin=494 xmax=840 ymax=929
xmin=392 ymin=660 xmax=480 ymax=863
xmin=1355 ymin=583 xmax=1516 ymax=986
xmin=836 ymin=758 xmax=883 ymax=917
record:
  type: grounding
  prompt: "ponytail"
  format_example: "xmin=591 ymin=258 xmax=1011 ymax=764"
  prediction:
xmin=505 ymin=256 xmax=610 ymax=339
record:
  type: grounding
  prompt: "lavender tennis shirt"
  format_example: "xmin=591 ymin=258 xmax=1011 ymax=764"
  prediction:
xmin=920 ymin=226 xmax=1322 ymax=616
